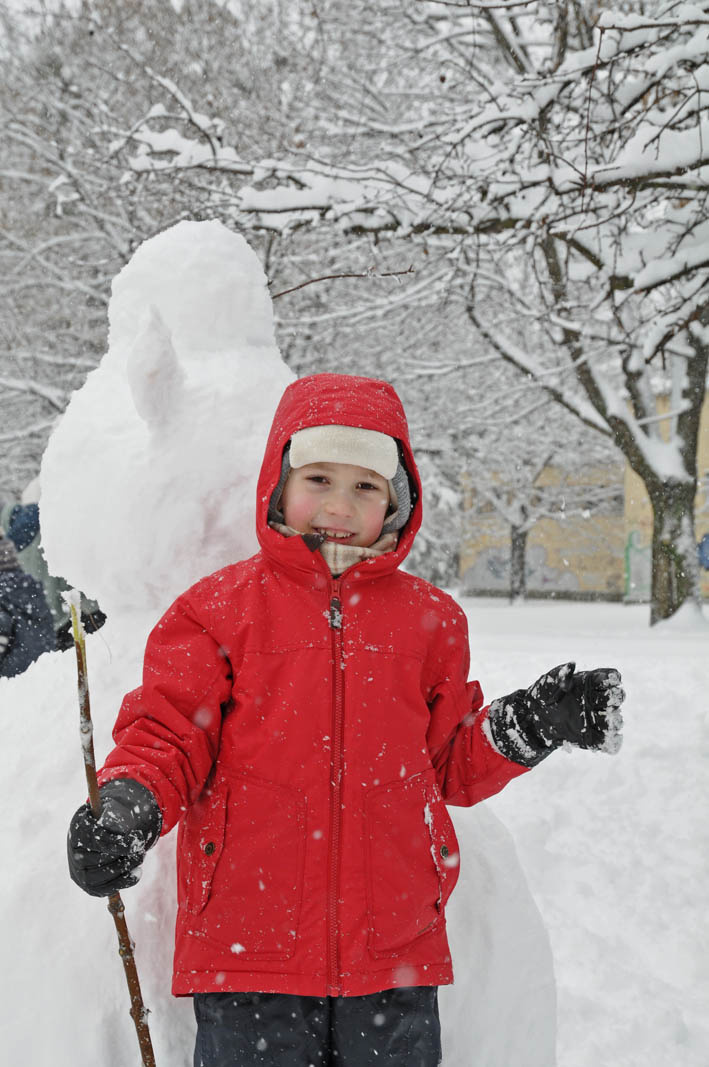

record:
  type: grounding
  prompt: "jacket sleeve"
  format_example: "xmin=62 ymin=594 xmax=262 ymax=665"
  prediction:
xmin=97 ymin=592 xmax=233 ymax=834
xmin=425 ymin=601 xmax=528 ymax=806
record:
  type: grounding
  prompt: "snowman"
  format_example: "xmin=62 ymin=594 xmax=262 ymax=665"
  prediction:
xmin=0 ymin=221 xmax=555 ymax=1066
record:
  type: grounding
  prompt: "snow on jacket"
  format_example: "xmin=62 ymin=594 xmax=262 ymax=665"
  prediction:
xmin=98 ymin=373 xmax=528 ymax=998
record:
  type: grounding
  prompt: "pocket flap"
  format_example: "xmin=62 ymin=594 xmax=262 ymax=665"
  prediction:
xmin=423 ymin=784 xmax=460 ymax=911
xmin=365 ymin=771 xmax=460 ymax=955
xmin=186 ymin=781 xmax=229 ymax=915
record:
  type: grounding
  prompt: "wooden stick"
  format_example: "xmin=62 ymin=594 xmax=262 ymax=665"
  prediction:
xmin=67 ymin=594 xmax=157 ymax=1067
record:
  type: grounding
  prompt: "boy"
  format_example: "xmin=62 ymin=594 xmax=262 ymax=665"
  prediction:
xmin=68 ymin=373 xmax=624 ymax=1066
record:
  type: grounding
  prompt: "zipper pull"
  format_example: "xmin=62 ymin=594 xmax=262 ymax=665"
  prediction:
xmin=329 ymin=596 xmax=342 ymax=630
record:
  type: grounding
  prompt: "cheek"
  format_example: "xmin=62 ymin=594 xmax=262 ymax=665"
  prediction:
xmin=281 ymin=491 xmax=313 ymax=530
xmin=362 ymin=499 xmax=388 ymax=532
xmin=284 ymin=501 xmax=307 ymax=527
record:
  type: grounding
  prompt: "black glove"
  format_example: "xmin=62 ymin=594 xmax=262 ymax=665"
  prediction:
xmin=487 ymin=662 xmax=625 ymax=768
xmin=67 ymin=778 xmax=162 ymax=897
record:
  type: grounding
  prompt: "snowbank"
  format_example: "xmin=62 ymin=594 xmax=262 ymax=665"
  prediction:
xmin=471 ymin=596 xmax=709 ymax=1067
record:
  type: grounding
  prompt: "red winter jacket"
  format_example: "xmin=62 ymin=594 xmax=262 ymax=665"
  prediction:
xmin=99 ymin=373 xmax=527 ymax=998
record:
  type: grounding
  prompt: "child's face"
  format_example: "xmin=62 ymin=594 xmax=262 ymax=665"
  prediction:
xmin=280 ymin=461 xmax=391 ymax=547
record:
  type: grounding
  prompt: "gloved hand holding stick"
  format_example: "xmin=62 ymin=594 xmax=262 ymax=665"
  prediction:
xmin=65 ymin=592 xmax=157 ymax=1067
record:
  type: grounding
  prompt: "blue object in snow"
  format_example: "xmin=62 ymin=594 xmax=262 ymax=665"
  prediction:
xmin=698 ymin=533 xmax=709 ymax=570
xmin=6 ymin=503 xmax=40 ymax=552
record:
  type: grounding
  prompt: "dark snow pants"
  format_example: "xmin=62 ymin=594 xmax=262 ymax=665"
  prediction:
xmin=193 ymin=986 xmax=441 ymax=1066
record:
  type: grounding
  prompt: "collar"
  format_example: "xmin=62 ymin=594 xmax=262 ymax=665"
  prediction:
xmin=269 ymin=522 xmax=398 ymax=576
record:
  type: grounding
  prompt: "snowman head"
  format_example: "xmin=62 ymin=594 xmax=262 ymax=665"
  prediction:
xmin=39 ymin=220 xmax=294 ymax=619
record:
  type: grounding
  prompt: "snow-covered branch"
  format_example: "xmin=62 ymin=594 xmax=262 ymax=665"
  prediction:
xmin=0 ymin=376 xmax=67 ymax=410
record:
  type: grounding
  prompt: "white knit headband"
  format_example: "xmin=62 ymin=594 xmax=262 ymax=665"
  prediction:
xmin=289 ymin=425 xmax=399 ymax=480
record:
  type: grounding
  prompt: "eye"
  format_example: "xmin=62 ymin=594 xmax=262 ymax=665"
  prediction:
xmin=358 ymin=481 xmax=384 ymax=492
xmin=306 ymin=474 xmax=329 ymax=485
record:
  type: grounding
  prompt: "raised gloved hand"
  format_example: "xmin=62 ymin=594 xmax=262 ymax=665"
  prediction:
xmin=67 ymin=778 xmax=162 ymax=897
xmin=487 ymin=662 xmax=625 ymax=768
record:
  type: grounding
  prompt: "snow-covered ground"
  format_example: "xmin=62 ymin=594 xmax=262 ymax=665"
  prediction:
xmin=460 ymin=595 xmax=709 ymax=1067
xmin=2 ymin=597 xmax=705 ymax=1066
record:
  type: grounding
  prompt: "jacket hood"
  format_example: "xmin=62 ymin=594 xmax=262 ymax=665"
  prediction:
xmin=256 ymin=374 xmax=422 ymax=576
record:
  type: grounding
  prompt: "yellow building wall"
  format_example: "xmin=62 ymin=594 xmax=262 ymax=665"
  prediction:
xmin=460 ymin=466 xmax=625 ymax=598
xmin=461 ymin=395 xmax=709 ymax=601
xmin=460 ymin=511 xmax=625 ymax=598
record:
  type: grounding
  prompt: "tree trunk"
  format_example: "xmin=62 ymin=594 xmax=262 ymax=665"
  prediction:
xmin=648 ymin=479 xmax=701 ymax=625
xmin=510 ymin=524 xmax=528 ymax=602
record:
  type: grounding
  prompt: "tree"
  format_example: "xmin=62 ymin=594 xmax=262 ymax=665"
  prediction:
xmin=6 ymin=0 xmax=692 ymax=618
xmin=0 ymin=0 xmax=322 ymax=496
xmin=204 ymin=0 xmax=708 ymax=624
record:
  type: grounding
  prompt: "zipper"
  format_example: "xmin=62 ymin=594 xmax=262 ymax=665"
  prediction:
xmin=326 ymin=579 xmax=344 ymax=994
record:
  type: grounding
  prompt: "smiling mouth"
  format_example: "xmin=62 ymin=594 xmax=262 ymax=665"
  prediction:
xmin=314 ymin=527 xmax=355 ymax=540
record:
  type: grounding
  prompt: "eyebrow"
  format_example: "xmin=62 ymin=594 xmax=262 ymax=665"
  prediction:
xmin=302 ymin=463 xmax=385 ymax=480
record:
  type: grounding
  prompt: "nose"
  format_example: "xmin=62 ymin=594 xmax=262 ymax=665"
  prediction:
xmin=323 ymin=487 xmax=354 ymax=517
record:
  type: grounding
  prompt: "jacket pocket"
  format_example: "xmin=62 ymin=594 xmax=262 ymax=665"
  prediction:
xmin=182 ymin=772 xmax=307 ymax=960
xmin=179 ymin=779 xmax=229 ymax=916
xmin=364 ymin=771 xmax=460 ymax=956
